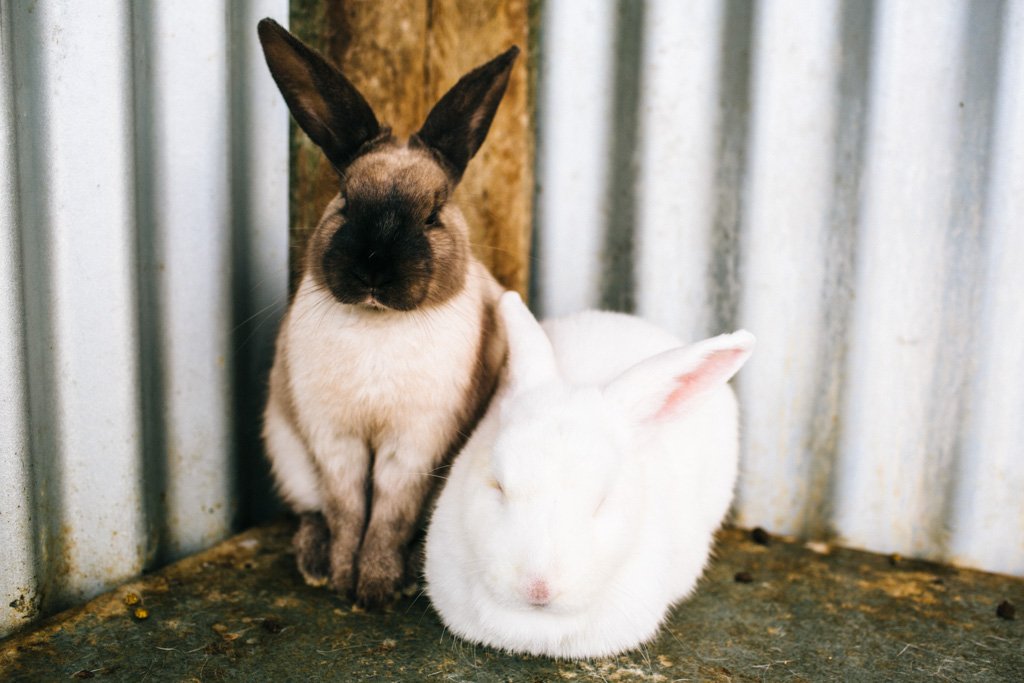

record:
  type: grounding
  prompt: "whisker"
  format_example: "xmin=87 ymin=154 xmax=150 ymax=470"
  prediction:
xmin=235 ymin=297 xmax=288 ymax=350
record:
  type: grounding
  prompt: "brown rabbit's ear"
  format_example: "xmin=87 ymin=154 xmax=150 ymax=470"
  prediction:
xmin=257 ymin=18 xmax=381 ymax=171
xmin=414 ymin=46 xmax=519 ymax=183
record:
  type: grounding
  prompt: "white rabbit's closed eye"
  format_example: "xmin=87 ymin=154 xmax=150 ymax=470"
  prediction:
xmin=425 ymin=292 xmax=754 ymax=659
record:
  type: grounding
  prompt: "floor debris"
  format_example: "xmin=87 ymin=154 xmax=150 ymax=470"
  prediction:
xmin=0 ymin=522 xmax=1020 ymax=681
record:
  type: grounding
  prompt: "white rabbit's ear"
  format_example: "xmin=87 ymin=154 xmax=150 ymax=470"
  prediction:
xmin=498 ymin=291 xmax=558 ymax=395
xmin=605 ymin=330 xmax=755 ymax=423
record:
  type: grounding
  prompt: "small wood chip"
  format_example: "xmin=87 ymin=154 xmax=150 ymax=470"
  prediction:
xmin=373 ymin=638 xmax=397 ymax=654
xmin=122 ymin=592 xmax=140 ymax=606
xmin=132 ymin=607 xmax=149 ymax=621
xmin=804 ymin=541 xmax=831 ymax=555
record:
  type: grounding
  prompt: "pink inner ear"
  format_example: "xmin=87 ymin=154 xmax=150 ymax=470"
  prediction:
xmin=654 ymin=348 xmax=745 ymax=421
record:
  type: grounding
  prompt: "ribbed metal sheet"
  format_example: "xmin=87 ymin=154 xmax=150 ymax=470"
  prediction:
xmin=3 ymin=0 xmax=1021 ymax=643
xmin=0 ymin=0 xmax=288 ymax=638
xmin=535 ymin=0 xmax=1024 ymax=577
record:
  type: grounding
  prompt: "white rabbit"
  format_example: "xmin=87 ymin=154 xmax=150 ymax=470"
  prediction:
xmin=425 ymin=292 xmax=754 ymax=659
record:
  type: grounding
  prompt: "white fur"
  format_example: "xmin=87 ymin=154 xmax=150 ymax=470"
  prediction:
xmin=425 ymin=293 xmax=754 ymax=659
xmin=264 ymin=261 xmax=501 ymax=513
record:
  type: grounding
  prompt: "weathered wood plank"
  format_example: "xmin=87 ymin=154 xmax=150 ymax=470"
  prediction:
xmin=425 ymin=0 xmax=533 ymax=294
xmin=288 ymin=0 xmax=532 ymax=295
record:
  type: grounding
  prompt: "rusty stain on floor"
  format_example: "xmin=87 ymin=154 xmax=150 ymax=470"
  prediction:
xmin=0 ymin=522 xmax=1020 ymax=681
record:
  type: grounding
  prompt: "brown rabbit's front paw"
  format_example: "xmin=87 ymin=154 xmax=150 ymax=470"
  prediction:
xmin=355 ymin=549 xmax=403 ymax=608
xmin=329 ymin=568 xmax=355 ymax=594
xmin=294 ymin=513 xmax=330 ymax=587
xmin=326 ymin=535 xmax=360 ymax=594
xmin=328 ymin=553 xmax=356 ymax=594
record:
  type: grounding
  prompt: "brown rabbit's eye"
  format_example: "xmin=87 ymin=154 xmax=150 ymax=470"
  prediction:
xmin=425 ymin=207 xmax=442 ymax=228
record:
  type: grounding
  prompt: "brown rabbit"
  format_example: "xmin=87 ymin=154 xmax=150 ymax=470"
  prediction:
xmin=257 ymin=18 xmax=513 ymax=606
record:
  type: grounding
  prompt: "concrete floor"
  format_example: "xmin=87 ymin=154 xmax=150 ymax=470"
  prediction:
xmin=2 ymin=521 xmax=1021 ymax=682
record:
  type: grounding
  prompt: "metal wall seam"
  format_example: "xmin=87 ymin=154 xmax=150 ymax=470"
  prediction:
xmin=12 ymin=0 xmax=148 ymax=613
xmin=139 ymin=0 xmax=235 ymax=561
xmin=734 ymin=0 xmax=842 ymax=538
xmin=833 ymin=1 xmax=969 ymax=560
xmin=948 ymin=0 xmax=1024 ymax=576
xmin=535 ymin=0 xmax=618 ymax=318
xmin=228 ymin=0 xmax=291 ymax=525
xmin=0 ymin=0 xmax=38 ymax=636
xmin=634 ymin=0 xmax=725 ymax=342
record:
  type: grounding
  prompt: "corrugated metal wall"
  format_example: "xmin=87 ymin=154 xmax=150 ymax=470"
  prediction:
xmin=535 ymin=0 xmax=1024 ymax=577
xmin=0 ymin=0 xmax=288 ymax=638
xmin=2 ymin=0 xmax=1021 ymax=643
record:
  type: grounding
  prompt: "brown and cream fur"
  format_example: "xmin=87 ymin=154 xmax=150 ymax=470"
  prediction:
xmin=257 ymin=19 xmax=514 ymax=606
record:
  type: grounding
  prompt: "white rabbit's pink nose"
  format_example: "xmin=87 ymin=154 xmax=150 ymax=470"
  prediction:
xmin=525 ymin=578 xmax=551 ymax=606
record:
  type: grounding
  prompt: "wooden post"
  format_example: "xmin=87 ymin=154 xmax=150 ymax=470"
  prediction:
xmin=288 ymin=0 xmax=533 ymax=295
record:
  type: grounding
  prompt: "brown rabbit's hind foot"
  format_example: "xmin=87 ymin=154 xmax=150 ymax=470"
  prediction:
xmin=300 ymin=569 xmax=329 ymax=588
xmin=294 ymin=512 xmax=331 ymax=587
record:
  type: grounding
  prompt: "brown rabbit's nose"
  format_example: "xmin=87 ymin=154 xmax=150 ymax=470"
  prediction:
xmin=352 ymin=252 xmax=396 ymax=288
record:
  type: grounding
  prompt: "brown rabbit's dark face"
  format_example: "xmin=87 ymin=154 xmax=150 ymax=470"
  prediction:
xmin=308 ymin=147 xmax=468 ymax=311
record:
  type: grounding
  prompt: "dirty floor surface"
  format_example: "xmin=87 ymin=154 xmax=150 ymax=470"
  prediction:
xmin=2 ymin=522 xmax=1021 ymax=682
